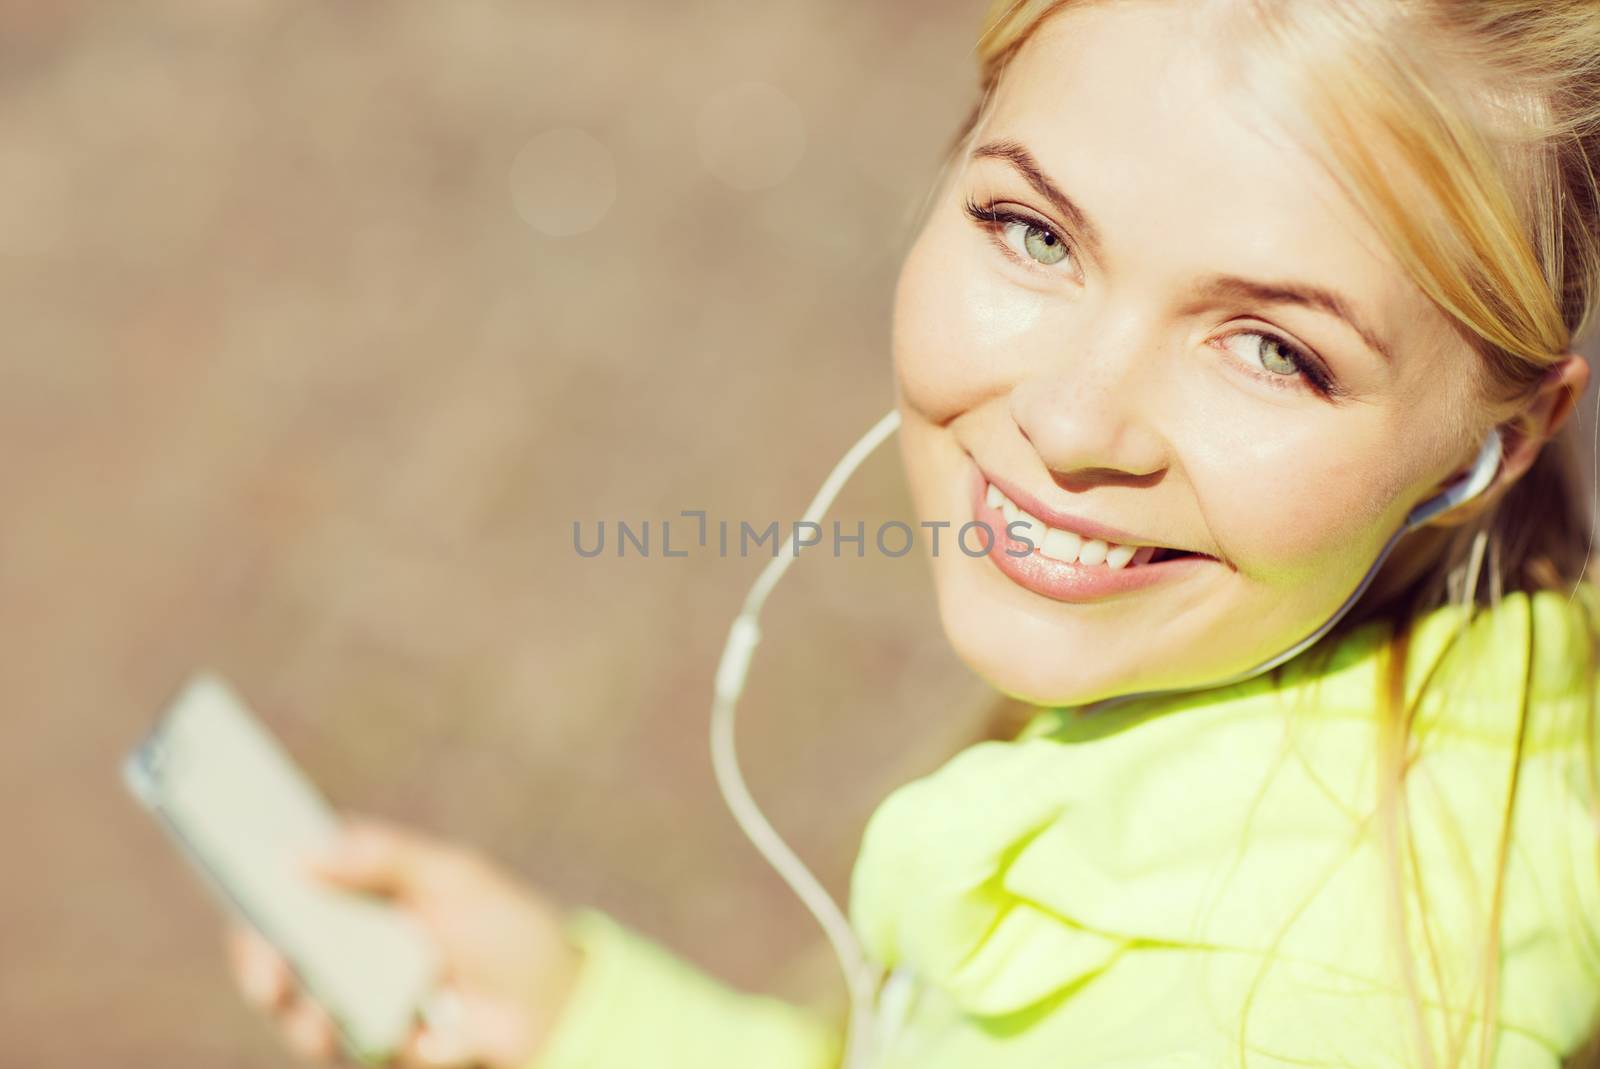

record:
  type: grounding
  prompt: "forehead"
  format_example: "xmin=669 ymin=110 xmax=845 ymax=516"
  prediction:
xmin=978 ymin=1 xmax=1466 ymax=387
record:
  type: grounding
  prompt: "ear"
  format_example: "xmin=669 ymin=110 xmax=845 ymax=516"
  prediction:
xmin=1495 ymin=352 xmax=1590 ymax=488
xmin=1423 ymin=353 xmax=1589 ymax=529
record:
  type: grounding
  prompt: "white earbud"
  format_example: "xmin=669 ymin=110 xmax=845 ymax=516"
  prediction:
xmin=1403 ymin=427 xmax=1504 ymax=529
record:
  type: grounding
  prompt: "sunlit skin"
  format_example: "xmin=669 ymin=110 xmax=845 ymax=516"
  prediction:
xmin=893 ymin=2 xmax=1586 ymax=706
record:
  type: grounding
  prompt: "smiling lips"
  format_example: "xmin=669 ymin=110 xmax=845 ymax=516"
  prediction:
xmin=966 ymin=459 xmax=1213 ymax=603
xmin=986 ymin=478 xmax=1159 ymax=569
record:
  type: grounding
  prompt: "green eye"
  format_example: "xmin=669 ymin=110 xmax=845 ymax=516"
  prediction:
xmin=964 ymin=199 xmax=1075 ymax=271
xmin=1258 ymin=336 xmax=1299 ymax=375
xmin=1215 ymin=329 xmax=1338 ymax=396
xmin=1021 ymin=225 xmax=1068 ymax=266
xmin=1220 ymin=331 xmax=1314 ymax=384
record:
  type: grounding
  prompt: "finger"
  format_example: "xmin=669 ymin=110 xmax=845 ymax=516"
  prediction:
xmin=399 ymin=989 xmax=529 ymax=1069
xmin=400 ymin=1022 xmax=476 ymax=1069
xmin=400 ymin=988 xmax=473 ymax=1068
xmin=225 ymin=926 xmax=292 ymax=1012
xmin=280 ymin=993 xmax=340 ymax=1063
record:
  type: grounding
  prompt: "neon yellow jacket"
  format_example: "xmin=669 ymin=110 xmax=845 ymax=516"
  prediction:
xmin=528 ymin=588 xmax=1600 ymax=1068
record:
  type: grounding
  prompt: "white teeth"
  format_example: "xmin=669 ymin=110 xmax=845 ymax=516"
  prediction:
xmin=984 ymin=482 xmax=1157 ymax=569
xmin=1041 ymin=527 xmax=1082 ymax=562
xmin=1076 ymin=539 xmax=1109 ymax=566
xmin=1014 ymin=510 xmax=1048 ymax=547
xmin=1105 ymin=543 xmax=1136 ymax=570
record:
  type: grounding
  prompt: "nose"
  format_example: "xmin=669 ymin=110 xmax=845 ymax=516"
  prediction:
xmin=1008 ymin=333 xmax=1170 ymax=490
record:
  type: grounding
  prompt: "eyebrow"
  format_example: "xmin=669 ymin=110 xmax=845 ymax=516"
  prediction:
xmin=969 ymin=138 xmax=1397 ymax=365
xmin=1189 ymin=277 xmax=1396 ymax=364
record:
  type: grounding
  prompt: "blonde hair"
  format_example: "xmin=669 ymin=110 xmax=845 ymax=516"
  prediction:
xmin=958 ymin=2 xmax=1600 ymax=1066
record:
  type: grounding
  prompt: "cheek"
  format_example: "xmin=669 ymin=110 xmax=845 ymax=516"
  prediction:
xmin=891 ymin=220 xmax=1048 ymax=422
xmin=1184 ymin=416 xmax=1416 ymax=587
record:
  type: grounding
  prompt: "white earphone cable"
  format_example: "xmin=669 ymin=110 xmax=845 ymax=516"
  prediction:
xmin=709 ymin=408 xmax=902 ymax=1069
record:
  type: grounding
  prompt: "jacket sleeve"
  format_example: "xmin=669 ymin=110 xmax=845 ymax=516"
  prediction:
xmin=524 ymin=906 xmax=845 ymax=1069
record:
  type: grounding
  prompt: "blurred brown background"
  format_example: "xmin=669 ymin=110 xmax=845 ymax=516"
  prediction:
xmin=0 ymin=2 xmax=1004 ymax=1064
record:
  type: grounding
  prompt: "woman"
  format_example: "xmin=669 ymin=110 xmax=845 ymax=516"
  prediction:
xmin=227 ymin=1 xmax=1600 ymax=1066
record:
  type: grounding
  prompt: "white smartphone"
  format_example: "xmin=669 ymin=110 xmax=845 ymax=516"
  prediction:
xmin=123 ymin=672 xmax=441 ymax=1065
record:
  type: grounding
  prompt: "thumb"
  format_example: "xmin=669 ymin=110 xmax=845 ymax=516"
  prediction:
xmin=302 ymin=817 xmax=437 ymax=899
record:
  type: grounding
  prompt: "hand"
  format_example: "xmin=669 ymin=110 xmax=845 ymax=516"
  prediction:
xmin=225 ymin=817 xmax=583 ymax=1067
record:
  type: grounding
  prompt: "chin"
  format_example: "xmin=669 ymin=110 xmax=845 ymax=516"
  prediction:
xmin=931 ymin=555 xmax=1144 ymax=707
xmin=945 ymin=626 xmax=1137 ymax=708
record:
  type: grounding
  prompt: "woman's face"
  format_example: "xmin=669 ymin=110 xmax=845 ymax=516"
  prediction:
xmin=894 ymin=2 xmax=1487 ymax=705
